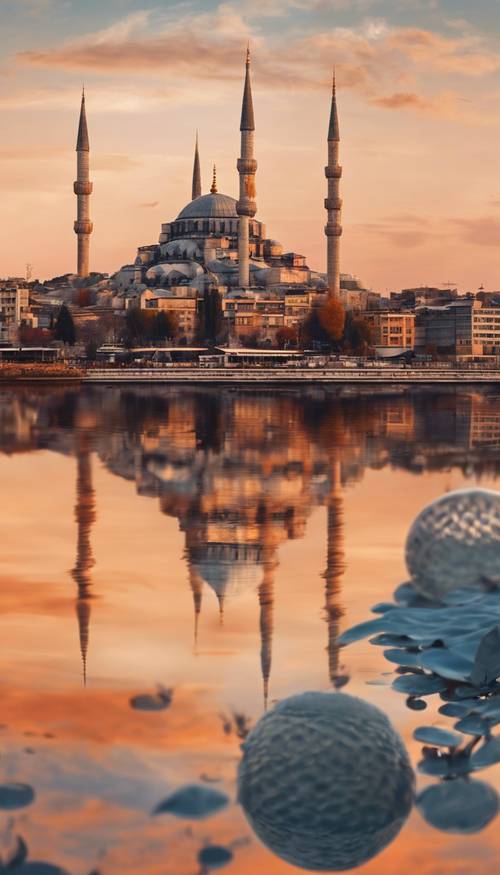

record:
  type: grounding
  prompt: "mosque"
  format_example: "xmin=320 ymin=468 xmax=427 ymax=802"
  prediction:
xmin=74 ymin=51 xmax=360 ymax=342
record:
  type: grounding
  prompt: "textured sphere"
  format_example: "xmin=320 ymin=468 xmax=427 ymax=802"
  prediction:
xmin=237 ymin=691 xmax=414 ymax=871
xmin=406 ymin=489 xmax=500 ymax=599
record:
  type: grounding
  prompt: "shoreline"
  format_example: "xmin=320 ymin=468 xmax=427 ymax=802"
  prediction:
xmin=1 ymin=365 xmax=499 ymax=386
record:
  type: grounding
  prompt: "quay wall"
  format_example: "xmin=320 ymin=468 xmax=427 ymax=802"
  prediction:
xmin=82 ymin=367 xmax=500 ymax=385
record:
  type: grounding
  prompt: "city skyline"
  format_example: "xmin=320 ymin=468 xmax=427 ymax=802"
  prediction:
xmin=0 ymin=0 xmax=499 ymax=291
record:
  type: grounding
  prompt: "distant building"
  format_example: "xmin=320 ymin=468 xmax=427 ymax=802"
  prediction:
xmin=415 ymin=299 xmax=500 ymax=358
xmin=0 ymin=287 xmax=37 ymax=342
xmin=141 ymin=287 xmax=198 ymax=342
xmin=365 ymin=311 xmax=415 ymax=357
xmin=339 ymin=275 xmax=379 ymax=311
xmin=390 ymin=287 xmax=458 ymax=310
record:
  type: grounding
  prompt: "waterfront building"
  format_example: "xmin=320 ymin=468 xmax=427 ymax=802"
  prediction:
xmin=0 ymin=286 xmax=37 ymax=342
xmin=415 ymin=298 xmax=500 ymax=358
xmin=365 ymin=311 xmax=415 ymax=357
xmin=140 ymin=287 xmax=198 ymax=341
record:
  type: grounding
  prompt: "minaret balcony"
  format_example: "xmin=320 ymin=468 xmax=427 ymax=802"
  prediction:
xmin=324 ymin=223 xmax=342 ymax=237
xmin=324 ymin=197 xmax=343 ymax=211
xmin=237 ymin=158 xmax=258 ymax=174
xmin=74 ymin=181 xmax=93 ymax=195
xmin=325 ymin=166 xmax=342 ymax=179
xmin=236 ymin=198 xmax=257 ymax=218
xmin=74 ymin=220 xmax=93 ymax=235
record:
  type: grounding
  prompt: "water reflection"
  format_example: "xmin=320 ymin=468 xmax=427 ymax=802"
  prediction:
xmin=72 ymin=431 xmax=96 ymax=685
xmin=0 ymin=386 xmax=499 ymax=873
xmin=1 ymin=386 xmax=498 ymax=694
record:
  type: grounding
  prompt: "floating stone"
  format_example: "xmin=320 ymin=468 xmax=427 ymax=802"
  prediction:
xmin=198 ymin=845 xmax=234 ymax=870
xmin=130 ymin=687 xmax=173 ymax=711
xmin=238 ymin=691 xmax=415 ymax=871
xmin=405 ymin=489 xmax=500 ymax=600
xmin=407 ymin=697 xmax=427 ymax=711
xmin=152 ymin=784 xmax=229 ymax=819
xmin=417 ymin=778 xmax=499 ymax=833
xmin=0 ymin=783 xmax=35 ymax=810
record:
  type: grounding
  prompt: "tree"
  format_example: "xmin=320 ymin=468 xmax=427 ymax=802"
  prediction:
xmin=151 ymin=310 xmax=178 ymax=342
xmin=343 ymin=312 xmax=372 ymax=355
xmin=300 ymin=298 xmax=345 ymax=349
xmin=317 ymin=298 xmax=345 ymax=344
xmin=276 ymin=326 xmax=298 ymax=349
xmin=54 ymin=304 xmax=76 ymax=346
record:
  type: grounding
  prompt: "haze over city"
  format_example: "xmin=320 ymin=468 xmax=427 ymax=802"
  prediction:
xmin=1 ymin=0 xmax=499 ymax=291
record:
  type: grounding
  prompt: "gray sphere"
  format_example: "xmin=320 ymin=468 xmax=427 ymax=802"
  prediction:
xmin=406 ymin=488 xmax=500 ymax=599
xmin=237 ymin=691 xmax=414 ymax=871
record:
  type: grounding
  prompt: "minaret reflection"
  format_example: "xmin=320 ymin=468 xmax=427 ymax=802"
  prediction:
xmin=71 ymin=431 xmax=96 ymax=685
xmin=258 ymin=514 xmax=277 ymax=710
xmin=189 ymin=564 xmax=204 ymax=653
xmin=323 ymin=459 xmax=346 ymax=687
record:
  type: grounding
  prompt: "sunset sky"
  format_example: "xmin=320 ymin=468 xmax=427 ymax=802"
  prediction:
xmin=0 ymin=0 xmax=499 ymax=291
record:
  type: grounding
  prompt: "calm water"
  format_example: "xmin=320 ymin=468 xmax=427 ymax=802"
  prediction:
xmin=0 ymin=385 xmax=499 ymax=874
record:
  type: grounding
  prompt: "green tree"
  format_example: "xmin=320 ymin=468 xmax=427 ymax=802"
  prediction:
xmin=54 ymin=304 xmax=76 ymax=346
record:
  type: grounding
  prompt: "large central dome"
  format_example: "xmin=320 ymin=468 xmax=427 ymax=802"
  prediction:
xmin=177 ymin=192 xmax=238 ymax=220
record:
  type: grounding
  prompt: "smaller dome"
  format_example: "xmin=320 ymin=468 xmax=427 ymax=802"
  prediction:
xmin=177 ymin=193 xmax=238 ymax=220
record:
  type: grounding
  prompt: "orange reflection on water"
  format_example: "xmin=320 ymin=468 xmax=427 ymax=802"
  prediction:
xmin=0 ymin=386 xmax=499 ymax=874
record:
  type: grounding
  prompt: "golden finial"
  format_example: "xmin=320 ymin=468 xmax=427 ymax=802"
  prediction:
xmin=210 ymin=164 xmax=218 ymax=194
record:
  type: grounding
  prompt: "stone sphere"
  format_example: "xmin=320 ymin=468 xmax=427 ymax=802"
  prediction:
xmin=405 ymin=488 xmax=500 ymax=600
xmin=237 ymin=691 xmax=414 ymax=871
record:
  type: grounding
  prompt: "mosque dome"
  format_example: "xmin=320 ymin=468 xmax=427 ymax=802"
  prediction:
xmin=176 ymin=193 xmax=238 ymax=221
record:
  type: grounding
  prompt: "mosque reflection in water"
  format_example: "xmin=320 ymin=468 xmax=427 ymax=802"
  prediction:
xmin=0 ymin=385 xmax=499 ymax=873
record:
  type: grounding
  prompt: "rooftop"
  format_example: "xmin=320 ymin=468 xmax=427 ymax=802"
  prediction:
xmin=176 ymin=193 xmax=238 ymax=221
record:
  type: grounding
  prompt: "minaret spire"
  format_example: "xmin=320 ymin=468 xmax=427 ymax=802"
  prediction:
xmin=324 ymin=69 xmax=342 ymax=298
xmin=74 ymin=89 xmax=93 ymax=278
xmin=236 ymin=46 xmax=257 ymax=289
xmin=210 ymin=164 xmax=218 ymax=194
xmin=192 ymin=131 xmax=202 ymax=200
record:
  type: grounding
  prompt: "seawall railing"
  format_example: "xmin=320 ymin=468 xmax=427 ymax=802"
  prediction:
xmin=82 ymin=367 xmax=500 ymax=385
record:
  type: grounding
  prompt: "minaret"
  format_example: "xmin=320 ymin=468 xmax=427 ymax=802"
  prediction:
xmin=192 ymin=132 xmax=202 ymax=200
xmin=236 ymin=48 xmax=257 ymax=289
xmin=71 ymin=431 xmax=96 ymax=685
xmin=324 ymin=72 xmax=342 ymax=299
xmin=74 ymin=89 xmax=93 ymax=278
